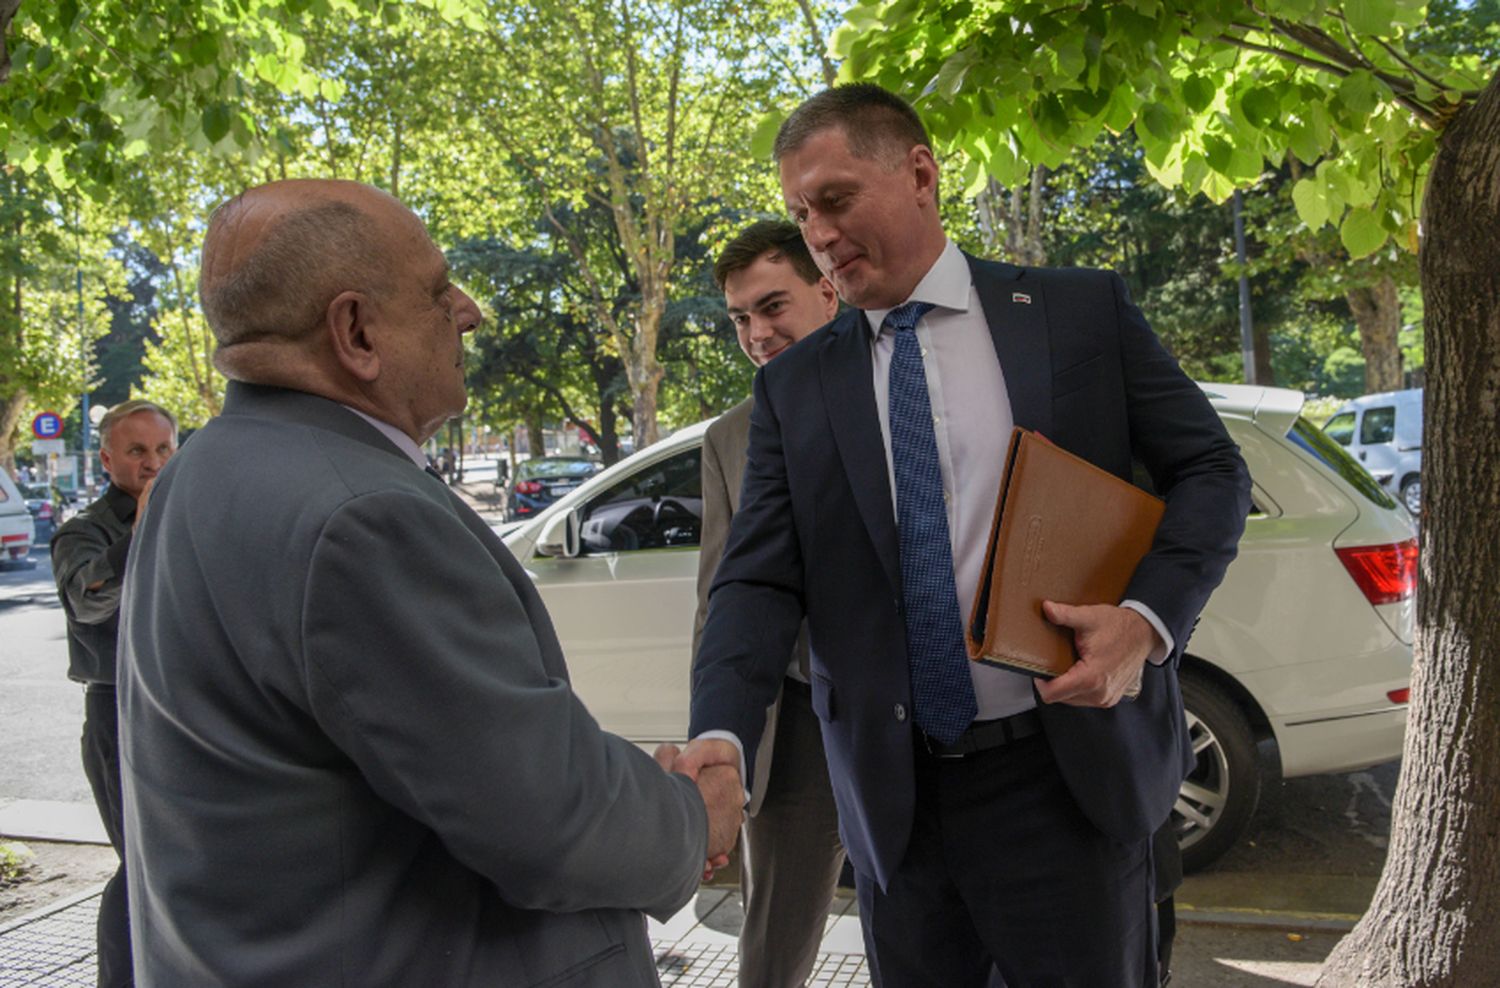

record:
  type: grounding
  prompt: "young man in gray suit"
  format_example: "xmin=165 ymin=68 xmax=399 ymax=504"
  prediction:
xmin=694 ymin=221 xmax=843 ymax=986
xmin=117 ymin=179 xmax=741 ymax=986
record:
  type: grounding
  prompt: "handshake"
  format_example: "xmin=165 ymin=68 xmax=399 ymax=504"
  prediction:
xmin=654 ymin=738 xmax=745 ymax=879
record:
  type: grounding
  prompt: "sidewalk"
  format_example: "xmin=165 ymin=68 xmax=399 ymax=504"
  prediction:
xmin=0 ymin=869 xmax=1354 ymax=987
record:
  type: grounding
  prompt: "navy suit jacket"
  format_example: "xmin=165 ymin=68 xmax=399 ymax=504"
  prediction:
xmin=690 ymin=255 xmax=1251 ymax=890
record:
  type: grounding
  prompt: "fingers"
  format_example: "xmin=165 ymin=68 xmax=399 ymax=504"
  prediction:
xmin=695 ymin=763 xmax=744 ymax=865
xmin=670 ymin=737 xmax=739 ymax=782
xmin=652 ymin=743 xmax=681 ymax=772
xmin=1036 ymin=602 xmax=1151 ymax=708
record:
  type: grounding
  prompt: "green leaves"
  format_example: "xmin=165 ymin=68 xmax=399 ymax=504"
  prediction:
xmin=1340 ymin=206 xmax=1389 ymax=257
xmin=201 ymin=103 xmax=234 ymax=143
xmin=1343 ymin=0 xmax=1397 ymax=37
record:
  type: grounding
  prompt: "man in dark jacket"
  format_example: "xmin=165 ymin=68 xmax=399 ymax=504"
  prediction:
xmin=52 ymin=398 xmax=177 ymax=988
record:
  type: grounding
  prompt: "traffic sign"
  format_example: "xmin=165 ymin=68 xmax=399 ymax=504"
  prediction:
xmin=32 ymin=411 xmax=63 ymax=439
xmin=32 ymin=439 xmax=65 ymax=455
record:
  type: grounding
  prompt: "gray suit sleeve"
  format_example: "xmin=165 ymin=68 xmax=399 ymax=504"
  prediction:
xmin=301 ymin=491 xmax=707 ymax=920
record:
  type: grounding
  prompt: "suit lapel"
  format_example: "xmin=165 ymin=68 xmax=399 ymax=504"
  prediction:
xmin=970 ymin=255 xmax=1053 ymax=439
xmin=819 ymin=310 xmax=902 ymax=597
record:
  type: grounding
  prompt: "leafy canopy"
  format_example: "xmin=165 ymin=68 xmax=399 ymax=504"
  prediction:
xmin=834 ymin=0 xmax=1492 ymax=258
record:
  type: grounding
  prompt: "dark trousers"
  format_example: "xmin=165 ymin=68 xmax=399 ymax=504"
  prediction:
xmin=81 ymin=686 xmax=133 ymax=988
xmin=855 ymin=732 xmax=1156 ymax=988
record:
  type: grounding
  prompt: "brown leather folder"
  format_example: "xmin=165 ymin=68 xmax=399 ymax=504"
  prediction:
xmin=966 ymin=428 xmax=1165 ymax=680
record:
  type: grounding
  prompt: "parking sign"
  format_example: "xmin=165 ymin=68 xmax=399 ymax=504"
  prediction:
xmin=32 ymin=411 xmax=63 ymax=439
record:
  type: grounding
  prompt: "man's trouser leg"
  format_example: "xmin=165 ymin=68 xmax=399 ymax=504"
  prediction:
xmin=738 ymin=680 xmax=846 ymax=988
xmin=81 ymin=686 xmax=132 ymax=988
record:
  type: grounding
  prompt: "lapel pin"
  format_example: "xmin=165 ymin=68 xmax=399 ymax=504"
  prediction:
xmin=1012 ymin=292 xmax=1032 ymax=304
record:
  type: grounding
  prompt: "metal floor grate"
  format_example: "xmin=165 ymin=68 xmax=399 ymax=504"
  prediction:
xmin=0 ymin=891 xmax=97 ymax=987
xmin=653 ymin=941 xmax=868 ymax=987
xmin=0 ymin=891 xmax=870 ymax=987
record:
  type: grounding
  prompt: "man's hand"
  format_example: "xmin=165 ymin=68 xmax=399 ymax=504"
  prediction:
xmin=670 ymin=737 xmax=739 ymax=782
xmin=695 ymin=764 xmax=744 ymax=878
xmin=1035 ymin=601 xmax=1157 ymax=708
xmin=133 ymin=478 xmax=157 ymax=530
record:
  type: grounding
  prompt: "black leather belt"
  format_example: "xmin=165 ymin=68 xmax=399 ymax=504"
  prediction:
xmin=919 ymin=708 xmax=1043 ymax=759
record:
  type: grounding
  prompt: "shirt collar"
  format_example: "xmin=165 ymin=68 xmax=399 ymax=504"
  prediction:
xmin=339 ymin=405 xmax=428 ymax=470
xmin=103 ymin=483 xmax=138 ymax=524
xmin=864 ymin=239 xmax=971 ymax=338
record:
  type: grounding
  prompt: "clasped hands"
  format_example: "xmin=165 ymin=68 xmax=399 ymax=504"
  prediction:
xmin=653 ymin=738 xmax=743 ymax=880
xmin=1035 ymin=601 xmax=1157 ymax=707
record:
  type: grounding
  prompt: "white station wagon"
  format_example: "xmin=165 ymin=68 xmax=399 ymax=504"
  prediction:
xmin=500 ymin=384 xmax=1417 ymax=871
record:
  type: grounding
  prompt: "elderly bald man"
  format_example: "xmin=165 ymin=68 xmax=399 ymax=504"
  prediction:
xmin=117 ymin=179 xmax=741 ymax=986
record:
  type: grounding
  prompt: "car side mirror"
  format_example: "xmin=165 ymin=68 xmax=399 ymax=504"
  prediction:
xmin=535 ymin=509 xmax=581 ymax=558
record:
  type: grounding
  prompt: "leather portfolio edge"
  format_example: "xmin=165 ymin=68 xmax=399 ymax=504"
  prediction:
xmin=965 ymin=427 xmax=1165 ymax=682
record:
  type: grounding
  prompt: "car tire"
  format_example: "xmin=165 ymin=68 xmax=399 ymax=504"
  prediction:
xmin=1175 ymin=672 xmax=1261 ymax=873
xmin=1399 ymin=474 xmax=1421 ymax=515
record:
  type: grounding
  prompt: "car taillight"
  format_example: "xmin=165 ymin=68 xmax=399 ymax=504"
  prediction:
xmin=1387 ymin=688 xmax=1410 ymax=704
xmin=515 ymin=480 xmax=544 ymax=495
xmin=1334 ymin=539 xmax=1419 ymax=606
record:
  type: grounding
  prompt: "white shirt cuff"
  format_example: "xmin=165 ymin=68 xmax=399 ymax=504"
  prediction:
xmin=1120 ymin=600 xmax=1174 ymax=665
xmin=691 ymin=730 xmax=750 ymax=806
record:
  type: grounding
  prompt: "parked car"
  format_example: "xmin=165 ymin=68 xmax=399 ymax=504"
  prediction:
xmin=501 ymin=456 xmax=602 ymax=522
xmin=18 ymin=481 xmax=68 ymax=544
xmin=0 ymin=471 xmax=35 ymax=566
xmin=499 ymin=385 xmax=1416 ymax=871
xmin=1322 ymin=388 xmax=1423 ymax=514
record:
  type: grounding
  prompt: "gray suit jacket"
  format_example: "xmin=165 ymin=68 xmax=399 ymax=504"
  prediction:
xmin=119 ymin=382 xmax=706 ymax=986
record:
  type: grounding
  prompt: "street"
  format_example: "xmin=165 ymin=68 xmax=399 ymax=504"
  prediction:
xmin=0 ymin=547 xmax=91 ymax=806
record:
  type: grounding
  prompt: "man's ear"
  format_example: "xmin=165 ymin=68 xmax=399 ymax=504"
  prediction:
xmin=325 ymin=290 xmax=381 ymax=383
xmin=817 ymin=277 xmax=839 ymax=319
xmin=909 ymin=145 xmax=940 ymax=208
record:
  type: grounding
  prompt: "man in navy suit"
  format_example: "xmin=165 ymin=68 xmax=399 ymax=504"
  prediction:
xmin=679 ymin=85 xmax=1250 ymax=985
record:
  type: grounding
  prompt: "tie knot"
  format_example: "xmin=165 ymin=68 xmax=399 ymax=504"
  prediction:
xmin=883 ymin=301 xmax=934 ymax=334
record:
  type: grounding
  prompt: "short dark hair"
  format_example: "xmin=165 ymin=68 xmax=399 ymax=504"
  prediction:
xmin=773 ymin=83 xmax=930 ymax=166
xmin=713 ymin=220 xmax=822 ymax=290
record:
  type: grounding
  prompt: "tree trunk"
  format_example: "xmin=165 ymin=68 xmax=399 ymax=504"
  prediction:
xmin=596 ymin=398 xmax=620 ymax=466
xmin=525 ymin=412 xmax=544 ymax=458
xmin=1347 ymin=275 xmax=1405 ymax=393
xmin=1317 ymin=69 xmax=1500 ymax=988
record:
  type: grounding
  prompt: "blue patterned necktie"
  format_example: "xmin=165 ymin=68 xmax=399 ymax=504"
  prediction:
xmin=886 ymin=301 xmax=978 ymax=745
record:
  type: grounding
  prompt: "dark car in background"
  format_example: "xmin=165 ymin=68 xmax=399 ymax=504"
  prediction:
xmin=20 ymin=482 xmax=69 ymax=544
xmin=503 ymin=456 xmax=602 ymax=522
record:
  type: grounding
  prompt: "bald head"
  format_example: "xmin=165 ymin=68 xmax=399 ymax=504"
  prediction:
xmin=200 ymin=180 xmax=406 ymax=378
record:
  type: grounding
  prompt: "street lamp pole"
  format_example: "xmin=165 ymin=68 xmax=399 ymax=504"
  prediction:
xmin=1233 ymin=190 xmax=1256 ymax=385
xmin=77 ymin=262 xmax=92 ymax=492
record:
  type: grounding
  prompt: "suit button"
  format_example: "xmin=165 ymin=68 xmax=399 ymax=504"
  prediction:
xmin=894 ymin=703 xmax=908 ymax=722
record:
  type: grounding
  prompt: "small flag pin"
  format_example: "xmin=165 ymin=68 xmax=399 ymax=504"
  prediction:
xmin=1012 ymin=292 xmax=1032 ymax=304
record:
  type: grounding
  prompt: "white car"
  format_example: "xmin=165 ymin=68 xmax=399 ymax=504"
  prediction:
xmin=501 ymin=385 xmax=1416 ymax=871
xmin=0 ymin=471 xmax=36 ymax=566
xmin=1322 ymin=387 xmax=1423 ymax=514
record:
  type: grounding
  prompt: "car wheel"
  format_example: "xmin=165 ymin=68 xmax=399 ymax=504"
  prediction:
xmin=1175 ymin=673 xmax=1261 ymax=872
xmin=1400 ymin=474 xmax=1421 ymax=515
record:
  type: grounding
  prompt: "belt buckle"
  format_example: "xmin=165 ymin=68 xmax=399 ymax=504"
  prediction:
xmin=922 ymin=731 xmax=968 ymax=759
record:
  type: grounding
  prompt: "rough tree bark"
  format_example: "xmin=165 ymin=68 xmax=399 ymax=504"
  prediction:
xmin=1317 ymin=68 xmax=1500 ymax=988
xmin=1347 ymin=275 xmax=1405 ymax=393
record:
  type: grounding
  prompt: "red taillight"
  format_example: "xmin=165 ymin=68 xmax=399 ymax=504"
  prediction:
xmin=515 ymin=480 xmax=544 ymax=495
xmin=1334 ymin=539 xmax=1419 ymax=606
xmin=1387 ymin=688 xmax=1410 ymax=704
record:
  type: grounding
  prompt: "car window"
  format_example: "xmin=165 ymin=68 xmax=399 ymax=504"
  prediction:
xmin=518 ymin=458 xmax=598 ymax=480
xmin=578 ymin=447 xmax=703 ymax=554
xmin=1288 ymin=417 xmax=1398 ymax=510
xmin=1322 ymin=412 xmax=1356 ymax=446
xmin=1360 ymin=406 xmax=1396 ymax=445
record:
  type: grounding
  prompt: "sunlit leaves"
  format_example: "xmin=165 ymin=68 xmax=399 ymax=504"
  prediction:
xmin=834 ymin=0 xmax=1485 ymax=254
